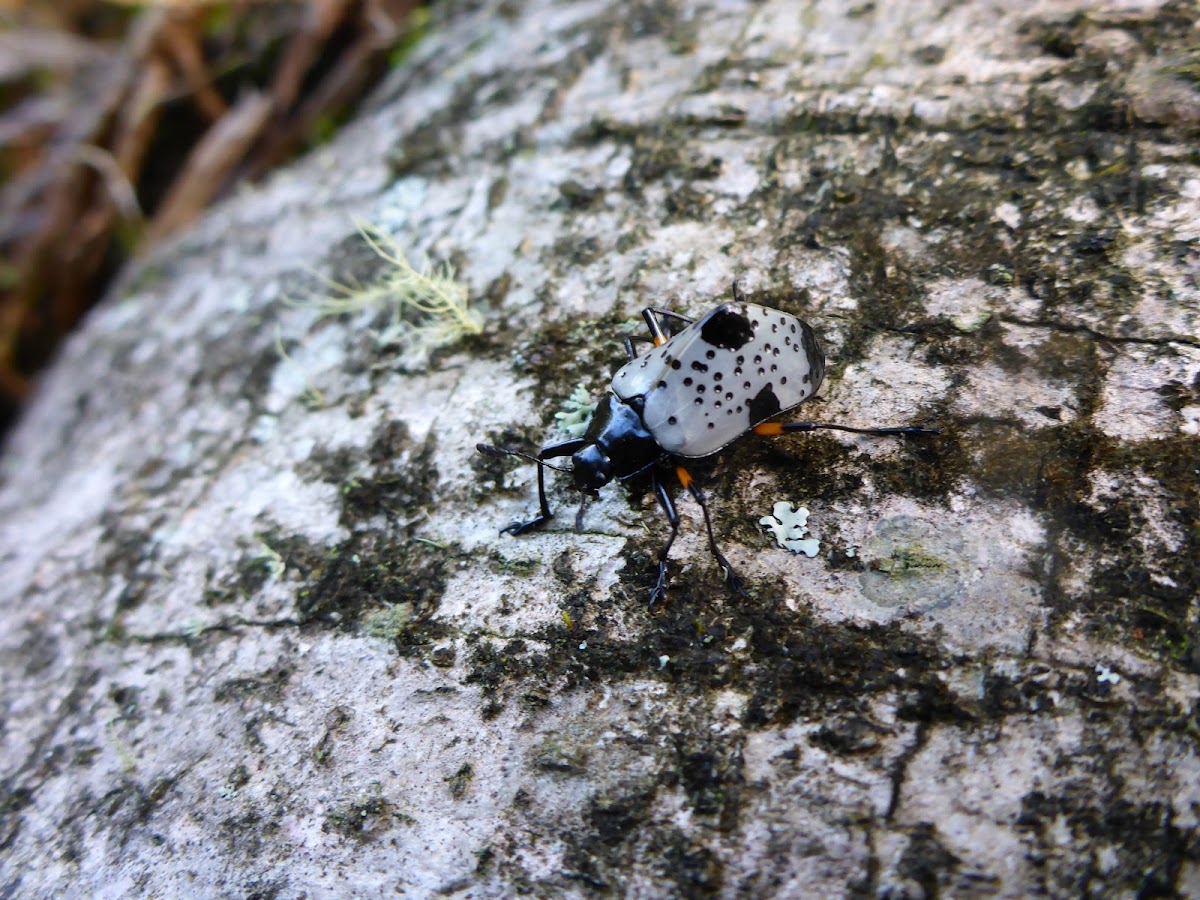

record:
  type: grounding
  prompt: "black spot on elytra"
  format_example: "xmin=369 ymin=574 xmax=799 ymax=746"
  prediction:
xmin=800 ymin=321 xmax=825 ymax=389
xmin=700 ymin=307 xmax=754 ymax=350
xmin=748 ymin=383 xmax=781 ymax=424
xmin=691 ymin=361 xmax=709 ymax=373
xmin=671 ymin=360 xmax=682 ymax=370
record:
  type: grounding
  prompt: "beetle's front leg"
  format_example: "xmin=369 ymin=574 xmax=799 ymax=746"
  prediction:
xmin=479 ymin=439 xmax=586 ymax=535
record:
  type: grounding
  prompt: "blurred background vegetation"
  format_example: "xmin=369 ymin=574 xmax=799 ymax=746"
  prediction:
xmin=0 ymin=0 xmax=432 ymax=434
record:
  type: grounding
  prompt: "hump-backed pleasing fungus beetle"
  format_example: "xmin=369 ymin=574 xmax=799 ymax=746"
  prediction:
xmin=478 ymin=283 xmax=936 ymax=605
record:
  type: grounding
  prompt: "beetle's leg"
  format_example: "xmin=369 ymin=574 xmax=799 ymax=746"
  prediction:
xmin=676 ymin=466 xmax=748 ymax=598
xmin=731 ymin=280 xmax=746 ymax=304
xmin=649 ymin=471 xmax=681 ymax=607
xmin=624 ymin=335 xmax=654 ymax=361
xmin=485 ymin=438 xmax=587 ymax=535
xmin=574 ymin=493 xmax=589 ymax=531
xmin=754 ymin=421 xmax=938 ymax=437
xmin=641 ymin=308 xmax=696 ymax=346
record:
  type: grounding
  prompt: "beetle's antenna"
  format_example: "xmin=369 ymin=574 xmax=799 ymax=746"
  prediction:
xmin=476 ymin=443 xmax=572 ymax=472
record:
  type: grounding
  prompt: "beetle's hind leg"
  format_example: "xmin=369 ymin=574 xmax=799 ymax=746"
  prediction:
xmin=754 ymin=421 xmax=938 ymax=437
xmin=676 ymin=466 xmax=749 ymax=598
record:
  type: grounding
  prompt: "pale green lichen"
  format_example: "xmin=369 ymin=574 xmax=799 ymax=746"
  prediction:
xmin=251 ymin=538 xmax=287 ymax=581
xmin=302 ymin=221 xmax=482 ymax=357
xmin=555 ymin=383 xmax=597 ymax=437
xmin=363 ymin=602 xmax=413 ymax=640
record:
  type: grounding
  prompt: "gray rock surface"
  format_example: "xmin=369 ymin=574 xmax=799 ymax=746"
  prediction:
xmin=2 ymin=0 xmax=1199 ymax=896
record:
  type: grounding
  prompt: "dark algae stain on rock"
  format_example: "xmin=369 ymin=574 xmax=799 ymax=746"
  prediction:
xmin=261 ymin=419 xmax=455 ymax=634
xmin=465 ymin=587 xmax=944 ymax=728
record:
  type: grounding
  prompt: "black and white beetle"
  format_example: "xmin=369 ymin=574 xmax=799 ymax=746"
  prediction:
xmin=478 ymin=283 xmax=935 ymax=604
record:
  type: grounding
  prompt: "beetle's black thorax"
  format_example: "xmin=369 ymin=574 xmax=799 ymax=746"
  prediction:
xmin=583 ymin=393 xmax=662 ymax=479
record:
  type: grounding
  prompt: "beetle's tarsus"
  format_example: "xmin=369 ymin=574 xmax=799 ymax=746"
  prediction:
xmin=716 ymin=557 xmax=748 ymax=598
xmin=501 ymin=515 xmax=550 ymax=535
xmin=649 ymin=562 xmax=670 ymax=607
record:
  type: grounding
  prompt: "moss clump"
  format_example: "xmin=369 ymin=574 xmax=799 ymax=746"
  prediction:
xmin=323 ymin=791 xmax=408 ymax=841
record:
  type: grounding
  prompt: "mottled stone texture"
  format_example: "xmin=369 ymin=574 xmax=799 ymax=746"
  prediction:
xmin=2 ymin=0 xmax=1199 ymax=896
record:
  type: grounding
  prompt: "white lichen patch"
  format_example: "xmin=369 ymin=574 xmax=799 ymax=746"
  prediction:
xmin=760 ymin=501 xmax=820 ymax=557
xmin=952 ymin=360 xmax=1079 ymax=428
xmin=1094 ymin=344 xmax=1200 ymax=440
xmin=923 ymin=278 xmax=1001 ymax=332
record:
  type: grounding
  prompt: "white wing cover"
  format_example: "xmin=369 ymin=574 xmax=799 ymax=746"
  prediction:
xmin=611 ymin=302 xmax=825 ymax=457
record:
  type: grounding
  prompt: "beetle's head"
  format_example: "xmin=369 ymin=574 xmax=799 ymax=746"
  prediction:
xmin=571 ymin=443 xmax=612 ymax=495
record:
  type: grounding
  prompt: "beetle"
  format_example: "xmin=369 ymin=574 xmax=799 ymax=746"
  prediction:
xmin=478 ymin=282 xmax=935 ymax=604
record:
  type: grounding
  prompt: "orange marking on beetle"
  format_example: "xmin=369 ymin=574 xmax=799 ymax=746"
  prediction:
xmin=754 ymin=421 xmax=784 ymax=435
xmin=675 ymin=466 xmax=693 ymax=489
xmin=653 ymin=335 xmax=667 ymax=346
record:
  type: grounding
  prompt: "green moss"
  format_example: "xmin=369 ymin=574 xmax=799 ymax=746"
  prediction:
xmin=323 ymin=789 xmax=407 ymax=841
xmin=445 ymin=763 xmax=474 ymax=799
